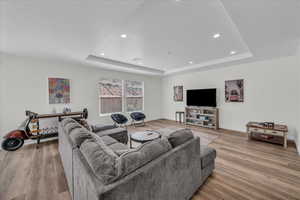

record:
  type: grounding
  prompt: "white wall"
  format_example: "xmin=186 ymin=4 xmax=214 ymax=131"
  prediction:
xmin=297 ymin=53 xmax=300 ymax=153
xmin=0 ymin=54 xmax=162 ymax=138
xmin=0 ymin=54 xmax=4 ymax=135
xmin=298 ymin=87 xmax=300 ymax=153
xmin=162 ymin=56 xmax=300 ymax=141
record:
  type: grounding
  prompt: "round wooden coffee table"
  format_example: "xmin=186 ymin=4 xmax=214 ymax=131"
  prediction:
xmin=130 ymin=130 xmax=161 ymax=148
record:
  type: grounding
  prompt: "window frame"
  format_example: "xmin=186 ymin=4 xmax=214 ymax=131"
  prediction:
xmin=98 ymin=79 xmax=144 ymax=116
xmin=124 ymin=80 xmax=144 ymax=113
xmin=98 ymin=79 xmax=124 ymax=116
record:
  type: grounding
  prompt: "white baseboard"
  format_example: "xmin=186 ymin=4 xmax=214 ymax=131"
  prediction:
xmin=296 ymin=141 xmax=300 ymax=155
xmin=23 ymin=137 xmax=58 ymax=145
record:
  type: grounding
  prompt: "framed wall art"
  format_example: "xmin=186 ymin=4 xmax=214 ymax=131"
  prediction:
xmin=225 ymin=79 xmax=244 ymax=102
xmin=48 ymin=78 xmax=70 ymax=104
xmin=174 ymin=86 xmax=183 ymax=102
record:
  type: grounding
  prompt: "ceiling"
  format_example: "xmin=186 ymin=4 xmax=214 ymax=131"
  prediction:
xmin=1 ymin=0 xmax=300 ymax=75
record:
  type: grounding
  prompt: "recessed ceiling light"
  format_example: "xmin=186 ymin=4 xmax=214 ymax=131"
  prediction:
xmin=100 ymin=53 xmax=105 ymax=56
xmin=132 ymin=57 xmax=142 ymax=62
xmin=120 ymin=34 xmax=127 ymax=38
xmin=189 ymin=61 xmax=193 ymax=64
xmin=230 ymin=51 xmax=237 ymax=55
xmin=213 ymin=33 xmax=221 ymax=38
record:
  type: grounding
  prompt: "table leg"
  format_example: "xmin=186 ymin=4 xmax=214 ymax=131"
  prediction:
xmin=247 ymin=127 xmax=251 ymax=140
xmin=36 ymin=137 xmax=40 ymax=149
xmin=284 ymin=133 xmax=287 ymax=148
xmin=130 ymin=137 xmax=132 ymax=148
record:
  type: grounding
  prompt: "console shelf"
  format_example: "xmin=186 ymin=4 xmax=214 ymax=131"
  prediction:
xmin=185 ymin=106 xmax=219 ymax=130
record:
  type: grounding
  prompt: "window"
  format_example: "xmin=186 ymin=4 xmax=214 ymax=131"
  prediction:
xmin=99 ymin=79 xmax=144 ymax=114
xmin=99 ymin=79 xmax=123 ymax=114
xmin=125 ymin=80 xmax=144 ymax=112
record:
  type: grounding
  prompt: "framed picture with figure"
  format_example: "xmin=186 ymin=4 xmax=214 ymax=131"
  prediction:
xmin=174 ymin=86 xmax=183 ymax=102
xmin=225 ymin=79 xmax=244 ymax=102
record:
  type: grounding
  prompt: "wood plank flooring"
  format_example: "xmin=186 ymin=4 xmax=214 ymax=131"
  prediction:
xmin=1 ymin=119 xmax=300 ymax=200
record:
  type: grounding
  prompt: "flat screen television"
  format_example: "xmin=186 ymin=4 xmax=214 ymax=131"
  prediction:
xmin=186 ymin=89 xmax=216 ymax=107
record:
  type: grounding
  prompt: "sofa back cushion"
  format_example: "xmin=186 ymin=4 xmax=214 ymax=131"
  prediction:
xmin=80 ymin=134 xmax=172 ymax=185
xmin=69 ymin=128 xmax=93 ymax=147
xmin=64 ymin=122 xmax=83 ymax=134
xmin=80 ymin=135 xmax=120 ymax=184
xmin=118 ymin=138 xmax=172 ymax=177
xmin=61 ymin=118 xmax=77 ymax=127
xmin=168 ymin=129 xmax=194 ymax=148
xmin=156 ymin=128 xmax=194 ymax=148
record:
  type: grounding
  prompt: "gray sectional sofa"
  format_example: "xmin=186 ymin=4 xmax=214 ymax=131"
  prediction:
xmin=58 ymin=118 xmax=216 ymax=200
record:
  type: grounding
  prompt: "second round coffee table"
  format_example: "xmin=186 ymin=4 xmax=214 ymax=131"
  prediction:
xmin=130 ymin=130 xmax=161 ymax=148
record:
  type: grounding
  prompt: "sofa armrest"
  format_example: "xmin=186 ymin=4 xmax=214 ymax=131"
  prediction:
xmin=58 ymin=124 xmax=76 ymax=198
xmin=73 ymin=137 xmax=201 ymax=200
xmin=92 ymin=124 xmax=117 ymax=133
xmin=200 ymin=146 xmax=216 ymax=169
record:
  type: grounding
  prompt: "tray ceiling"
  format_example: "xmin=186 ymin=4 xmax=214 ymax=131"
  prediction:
xmin=1 ymin=0 xmax=300 ymax=75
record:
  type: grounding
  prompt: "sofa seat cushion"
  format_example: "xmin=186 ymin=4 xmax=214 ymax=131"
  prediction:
xmin=200 ymin=146 xmax=216 ymax=169
xmin=108 ymin=142 xmax=130 ymax=156
xmin=92 ymin=124 xmax=117 ymax=133
xmin=157 ymin=128 xmax=194 ymax=148
xmin=100 ymin=135 xmax=118 ymax=146
xmin=69 ymin=128 xmax=93 ymax=147
xmin=95 ymin=127 xmax=126 ymax=137
xmin=95 ymin=127 xmax=128 ymax=144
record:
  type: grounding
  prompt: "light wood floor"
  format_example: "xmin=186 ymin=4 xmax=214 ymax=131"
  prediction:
xmin=1 ymin=119 xmax=300 ymax=200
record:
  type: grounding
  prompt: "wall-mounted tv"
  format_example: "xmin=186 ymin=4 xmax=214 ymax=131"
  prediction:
xmin=186 ymin=89 xmax=217 ymax=107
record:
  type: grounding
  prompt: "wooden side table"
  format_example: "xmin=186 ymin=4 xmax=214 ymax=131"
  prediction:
xmin=246 ymin=122 xmax=288 ymax=148
xmin=175 ymin=111 xmax=185 ymax=123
